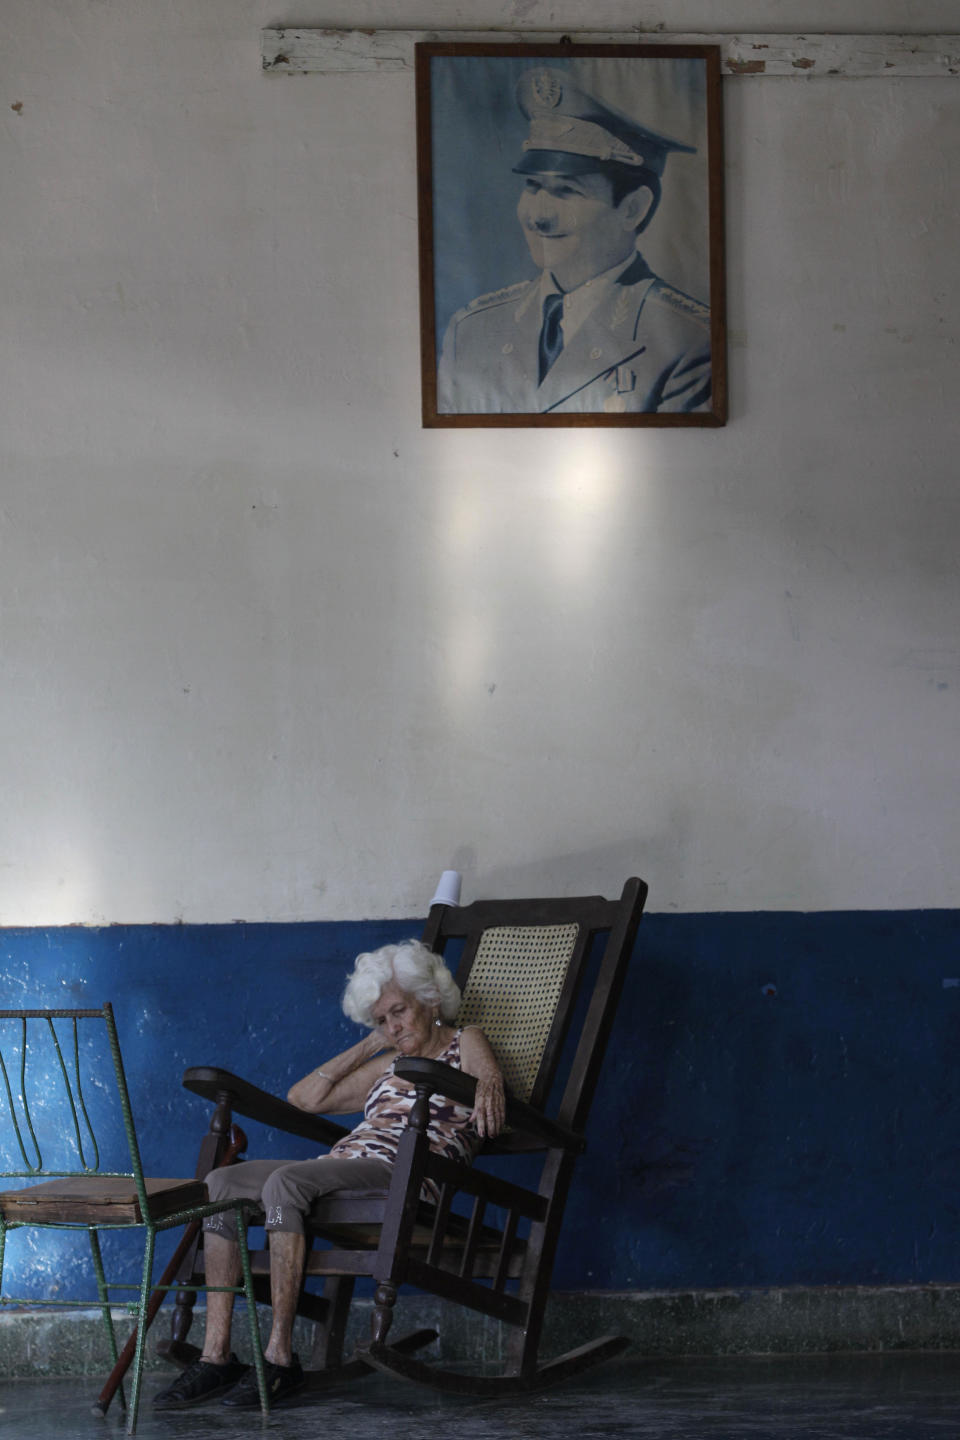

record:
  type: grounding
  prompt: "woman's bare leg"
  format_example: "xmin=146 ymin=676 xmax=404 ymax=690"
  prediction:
xmin=200 ymin=1232 xmax=240 ymax=1364
xmin=263 ymin=1231 xmax=307 ymax=1367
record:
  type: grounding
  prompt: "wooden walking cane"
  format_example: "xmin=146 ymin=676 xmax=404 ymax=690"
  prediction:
xmin=93 ymin=1123 xmax=248 ymax=1417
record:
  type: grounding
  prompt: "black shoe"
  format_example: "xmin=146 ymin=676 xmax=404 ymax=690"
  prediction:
xmin=221 ymin=1354 xmax=306 ymax=1408
xmin=153 ymin=1355 xmax=249 ymax=1409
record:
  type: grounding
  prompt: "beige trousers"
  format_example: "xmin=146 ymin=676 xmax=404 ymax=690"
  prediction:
xmin=203 ymin=1154 xmax=392 ymax=1238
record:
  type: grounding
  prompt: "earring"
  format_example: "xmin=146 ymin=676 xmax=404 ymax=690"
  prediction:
xmin=434 ymin=1016 xmax=443 ymax=1027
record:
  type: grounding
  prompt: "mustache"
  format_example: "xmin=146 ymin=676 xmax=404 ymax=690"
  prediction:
xmin=525 ymin=219 xmax=578 ymax=235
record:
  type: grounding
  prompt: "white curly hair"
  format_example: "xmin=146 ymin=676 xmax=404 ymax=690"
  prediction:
xmin=341 ymin=939 xmax=461 ymax=1028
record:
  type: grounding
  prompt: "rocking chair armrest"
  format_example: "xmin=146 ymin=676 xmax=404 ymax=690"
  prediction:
xmin=181 ymin=1066 xmax=351 ymax=1147
xmin=392 ymin=1058 xmax=586 ymax=1155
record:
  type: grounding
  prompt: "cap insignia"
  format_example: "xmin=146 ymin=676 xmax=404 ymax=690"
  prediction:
xmin=530 ymin=69 xmax=563 ymax=110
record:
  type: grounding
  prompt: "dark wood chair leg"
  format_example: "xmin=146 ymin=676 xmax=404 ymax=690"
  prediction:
xmin=371 ymin=1281 xmax=398 ymax=1346
xmin=308 ymin=1276 xmax=355 ymax=1370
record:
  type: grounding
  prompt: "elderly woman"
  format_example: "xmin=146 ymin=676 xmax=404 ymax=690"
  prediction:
xmin=154 ymin=940 xmax=505 ymax=1411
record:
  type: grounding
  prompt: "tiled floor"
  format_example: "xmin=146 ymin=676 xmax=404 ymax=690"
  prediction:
xmin=2 ymin=1352 xmax=960 ymax=1439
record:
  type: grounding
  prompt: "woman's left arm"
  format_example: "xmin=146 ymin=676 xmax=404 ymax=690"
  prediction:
xmin=459 ymin=1026 xmax=506 ymax=1139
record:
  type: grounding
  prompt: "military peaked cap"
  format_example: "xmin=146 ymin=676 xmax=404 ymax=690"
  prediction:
xmin=514 ymin=66 xmax=695 ymax=179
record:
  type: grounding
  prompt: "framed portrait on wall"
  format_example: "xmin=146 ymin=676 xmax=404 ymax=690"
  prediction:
xmin=416 ymin=43 xmax=726 ymax=428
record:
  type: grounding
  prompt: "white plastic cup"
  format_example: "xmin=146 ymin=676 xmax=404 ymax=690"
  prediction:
xmin=429 ymin=870 xmax=462 ymax=908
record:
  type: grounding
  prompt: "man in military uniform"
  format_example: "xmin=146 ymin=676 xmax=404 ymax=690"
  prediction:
xmin=437 ymin=67 xmax=712 ymax=416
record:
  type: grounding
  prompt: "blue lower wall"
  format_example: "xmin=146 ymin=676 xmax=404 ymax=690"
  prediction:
xmin=3 ymin=911 xmax=959 ymax=1300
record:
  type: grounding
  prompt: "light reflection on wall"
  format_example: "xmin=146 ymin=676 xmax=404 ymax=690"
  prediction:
xmin=433 ymin=460 xmax=494 ymax=705
xmin=536 ymin=432 xmax=633 ymax=589
xmin=429 ymin=432 xmax=650 ymax=716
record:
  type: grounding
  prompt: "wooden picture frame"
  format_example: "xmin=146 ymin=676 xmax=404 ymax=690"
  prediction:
xmin=416 ymin=42 xmax=726 ymax=427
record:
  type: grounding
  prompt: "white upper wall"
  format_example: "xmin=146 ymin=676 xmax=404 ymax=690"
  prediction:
xmin=1 ymin=0 xmax=958 ymax=922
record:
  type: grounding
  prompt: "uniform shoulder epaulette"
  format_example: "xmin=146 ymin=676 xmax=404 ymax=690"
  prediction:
xmin=462 ymin=279 xmax=532 ymax=313
xmin=651 ymin=281 xmax=710 ymax=322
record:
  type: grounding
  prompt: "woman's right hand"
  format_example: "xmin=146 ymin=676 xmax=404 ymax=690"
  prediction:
xmin=361 ymin=1025 xmax=392 ymax=1059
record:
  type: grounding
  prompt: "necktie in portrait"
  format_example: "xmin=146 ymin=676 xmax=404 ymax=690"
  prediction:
xmin=538 ymin=291 xmax=564 ymax=383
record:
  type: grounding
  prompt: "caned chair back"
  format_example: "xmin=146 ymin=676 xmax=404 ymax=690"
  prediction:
xmin=454 ymin=923 xmax=580 ymax=1105
xmin=424 ymin=880 xmax=646 ymax=1124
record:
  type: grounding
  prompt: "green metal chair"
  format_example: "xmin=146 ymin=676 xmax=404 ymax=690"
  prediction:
xmin=0 ymin=1003 xmax=269 ymax=1433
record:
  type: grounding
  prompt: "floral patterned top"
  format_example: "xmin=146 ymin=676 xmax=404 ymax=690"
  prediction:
xmin=329 ymin=1028 xmax=479 ymax=1201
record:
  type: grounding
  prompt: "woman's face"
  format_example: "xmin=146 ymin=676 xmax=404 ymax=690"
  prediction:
xmin=372 ymin=981 xmax=435 ymax=1055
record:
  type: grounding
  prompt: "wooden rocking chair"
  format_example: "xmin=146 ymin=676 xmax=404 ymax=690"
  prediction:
xmin=163 ymin=877 xmax=647 ymax=1395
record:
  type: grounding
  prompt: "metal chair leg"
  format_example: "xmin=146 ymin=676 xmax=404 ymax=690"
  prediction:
xmin=236 ymin=1206 xmax=269 ymax=1415
xmin=125 ymin=1226 xmax=156 ymax=1435
xmin=88 ymin=1227 xmax=125 ymax=1412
